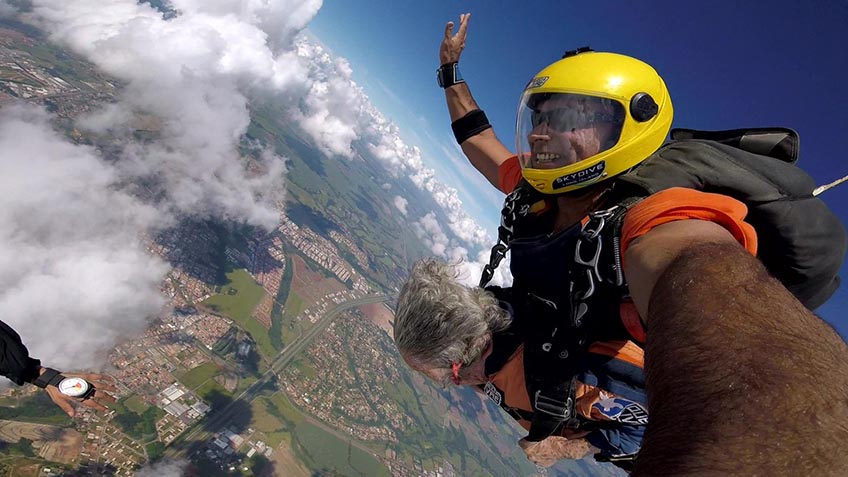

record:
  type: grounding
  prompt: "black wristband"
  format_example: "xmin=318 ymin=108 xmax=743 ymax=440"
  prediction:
xmin=451 ymin=109 xmax=492 ymax=144
xmin=31 ymin=367 xmax=65 ymax=389
xmin=437 ymin=62 xmax=465 ymax=89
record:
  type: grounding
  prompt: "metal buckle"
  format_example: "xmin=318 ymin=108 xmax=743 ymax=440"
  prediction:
xmin=581 ymin=205 xmax=618 ymax=239
xmin=534 ymin=391 xmax=572 ymax=420
xmin=574 ymin=235 xmax=603 ymax=289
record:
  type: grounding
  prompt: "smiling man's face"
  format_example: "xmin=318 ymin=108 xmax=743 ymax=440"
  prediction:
xmin=520 ymin=94 xmax=622 ymax=171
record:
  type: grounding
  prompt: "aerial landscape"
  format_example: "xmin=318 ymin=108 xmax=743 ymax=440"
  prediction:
xmin=3 ymin=1 xmax=848 ymax=477
xmin=0 ymin=9 xmax=612 ymax=477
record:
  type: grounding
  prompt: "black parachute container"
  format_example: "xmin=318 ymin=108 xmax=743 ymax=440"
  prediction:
xmin=617 ymin=127 xmax=846 ymax=310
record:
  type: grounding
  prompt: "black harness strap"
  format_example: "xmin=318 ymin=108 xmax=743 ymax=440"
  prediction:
xmin=480 ymin=184 xmax=646 ymax=447
xmin=522 ymin=200 xmax=641 ymax=441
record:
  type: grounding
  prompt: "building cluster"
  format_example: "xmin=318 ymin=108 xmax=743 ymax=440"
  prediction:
xmin=296 ymin=289 xmax=366 ymax=324
xmin=329 ymin=229 xmax=369 ymax=269
xmin=279 ymin=215 xmax=354 ymax=283
xmin=199 ymin=427 xmax=274 ymax=473
xmin=73 ymin=408 xmax=147 ymax=476
xmin=246 ymin=236 xmax=287 ymax=329
xmin=159 ymin=383 xmax=211 ymax=422
xmin=0 ymin=30 xmax=116 ymax=115
xmin=379 ymin=455 xmax=458 ymax=477
xmin=105 ymin=309 xmax=232 ymax=450
xmin=280 ymin=312 xmax=411 ymax=444
xmin=178 ymin=312 xmax=234 ymax=350
xmin=150 ymin=223 xmax=222 ymax=304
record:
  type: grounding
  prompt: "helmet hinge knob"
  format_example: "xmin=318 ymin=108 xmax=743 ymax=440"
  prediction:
xmin=630 ymin=92 xmax=658 ymax=122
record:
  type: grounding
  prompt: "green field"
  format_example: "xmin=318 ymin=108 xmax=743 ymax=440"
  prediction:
xmin=0 ymin=393 xmax=72 ymax=427
xmin=243 ymin=317 xmax=276 ymax=361
xmin=178 ymin=362 xmax=219 ymax=390
xmin=123 ymin=395 xmax=150 ymax=414
xmin=236 ymin=375 xmax=259 ymax=395
xmin=293 ymin=420 xmax=389 ymax=477
xmin=203 ymin=269 xmax=267 ymax=325
xmin=265 ymin=393 xmax=304 ymax=426
xmin=250 ymin=399 xmax=289 ymax=448
xmin=290 ymin=357 xmax=317 ymax=380
xmin=195 ymin=380 xmax=232 ymax=409
xmin=112 ymin=398 xmax=164 ymax=442
xmin=284 ymin=291 xmax=308 ymax=319
xmin=202 ymin=269 xmax=276 ymax=359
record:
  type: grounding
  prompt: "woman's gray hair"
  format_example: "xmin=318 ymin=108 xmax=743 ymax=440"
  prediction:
xmin=393 ymin=258 xmax=511 ymax=370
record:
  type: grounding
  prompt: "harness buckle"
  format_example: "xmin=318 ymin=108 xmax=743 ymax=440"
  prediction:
xmin=575 ymin=234 xmax=603 ymax=280
xmin=577 ymin=269 xmax=596 ymax=300
xmin=534 ymin=391 xmax=572 ymax=420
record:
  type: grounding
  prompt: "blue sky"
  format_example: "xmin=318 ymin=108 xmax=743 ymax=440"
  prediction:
xmin=308 ymin=0 xmax=848 ymax=338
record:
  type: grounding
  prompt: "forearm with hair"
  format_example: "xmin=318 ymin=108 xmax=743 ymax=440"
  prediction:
xmin=633 ymin=243 xmax=848 ymax=476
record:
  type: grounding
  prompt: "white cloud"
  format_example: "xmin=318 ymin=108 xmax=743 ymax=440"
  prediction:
xmin=24 ymin=0 xmax=301 ymax=229
xmin=392 ymin=196 xmax=408 ymax=216
xmin=135 ymin=458 xmax=189 ymax=477
xmin=283 ymin=37 xmax=493 ymax=251
xmin=0 ymin=104 xmax=169 ymax=374
xmin=411 ymin=213 xmax=450 ymax=258
xmin=0 ymin=0 xmax=18 ymax=18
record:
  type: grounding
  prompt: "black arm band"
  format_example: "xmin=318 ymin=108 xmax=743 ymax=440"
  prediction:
xmin=451 ymin=109 xmax=492 ymax=144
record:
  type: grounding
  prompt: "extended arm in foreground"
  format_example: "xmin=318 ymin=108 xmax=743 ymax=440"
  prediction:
xmin=625 ymin=221 xmax=848 ymax=475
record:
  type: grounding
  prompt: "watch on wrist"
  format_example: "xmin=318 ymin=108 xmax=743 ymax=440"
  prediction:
xmin=437 ymin=62 xmax=465 ymax=89
xmin=58 ymin=377 xmax=95 ymax=399
xmin=31 ymin=367 xmax=95 ymax=399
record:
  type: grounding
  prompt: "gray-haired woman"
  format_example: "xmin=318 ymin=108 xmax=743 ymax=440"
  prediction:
xmin=394 ymin=258 xmax=648 ymax=470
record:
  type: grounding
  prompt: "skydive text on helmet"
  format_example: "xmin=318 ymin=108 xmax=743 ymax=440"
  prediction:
xmin=525 ymin=76 xmax=549 ymax=90
xmin=552 ymin=161 xmax=606 ymax=189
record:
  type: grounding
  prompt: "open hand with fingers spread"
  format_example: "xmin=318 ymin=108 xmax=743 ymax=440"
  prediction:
xmin=440 ymin=13 xmax=470 ymax=65
xmin=36 ymin=368 xmax=118 ymax=417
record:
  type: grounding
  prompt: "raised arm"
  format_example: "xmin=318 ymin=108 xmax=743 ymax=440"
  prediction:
xmin=440 ymin=13 xmax=513 ymax=190
xmin=624 ymin=220 xmax=848 ymax=475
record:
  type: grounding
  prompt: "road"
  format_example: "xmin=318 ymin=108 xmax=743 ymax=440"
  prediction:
xmin=164 ymin=293 xmax=388 ymax=458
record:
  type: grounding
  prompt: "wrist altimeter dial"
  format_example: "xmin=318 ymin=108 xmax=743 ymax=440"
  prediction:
xmin=32 ymin=368 xmax=95 ymax=399
xmin=57 ymin=376 xmax=94 ymax=398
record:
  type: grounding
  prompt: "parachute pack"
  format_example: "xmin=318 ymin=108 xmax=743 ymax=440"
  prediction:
xmin=617 ymin=127 xmax=846 ymax=310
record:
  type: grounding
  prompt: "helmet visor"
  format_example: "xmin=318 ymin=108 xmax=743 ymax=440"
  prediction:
xmin=516 ymin=93 xmax=625 ymax=170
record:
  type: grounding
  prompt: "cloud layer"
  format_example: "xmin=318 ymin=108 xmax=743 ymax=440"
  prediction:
xmin=1 ymin=0 xmax=504 ymax=378
xmin=26 ymin=0 xmax=299 ymax=228
xmin=0 ymin=104 xmax=169 ymax=371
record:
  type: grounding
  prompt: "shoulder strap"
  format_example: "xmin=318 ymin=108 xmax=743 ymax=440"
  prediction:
xmin=480 ymin=182 xmax=555 ymax=287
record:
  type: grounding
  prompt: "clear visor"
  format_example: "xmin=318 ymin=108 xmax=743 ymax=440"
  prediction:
xmin=516 ymin=93 xmax=625 ymax=171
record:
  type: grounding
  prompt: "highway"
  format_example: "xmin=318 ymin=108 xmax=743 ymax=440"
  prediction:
xmin=164 ymin=293 xmax=388 ymax=458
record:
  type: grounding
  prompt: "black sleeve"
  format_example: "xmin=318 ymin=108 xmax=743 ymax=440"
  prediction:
xmin=0 ymin=320 xmax=41 ymax=386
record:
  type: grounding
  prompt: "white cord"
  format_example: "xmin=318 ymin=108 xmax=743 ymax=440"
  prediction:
xmin=813 ymin=174 xmax=848 ymax=196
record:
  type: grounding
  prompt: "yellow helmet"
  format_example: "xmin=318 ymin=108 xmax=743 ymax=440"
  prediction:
xmin=516 ymin=48 xmax=673 ymax=194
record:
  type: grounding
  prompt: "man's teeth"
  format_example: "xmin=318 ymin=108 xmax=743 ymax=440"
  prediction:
xmin=536 ymin=153 xmax=560 ymax=163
